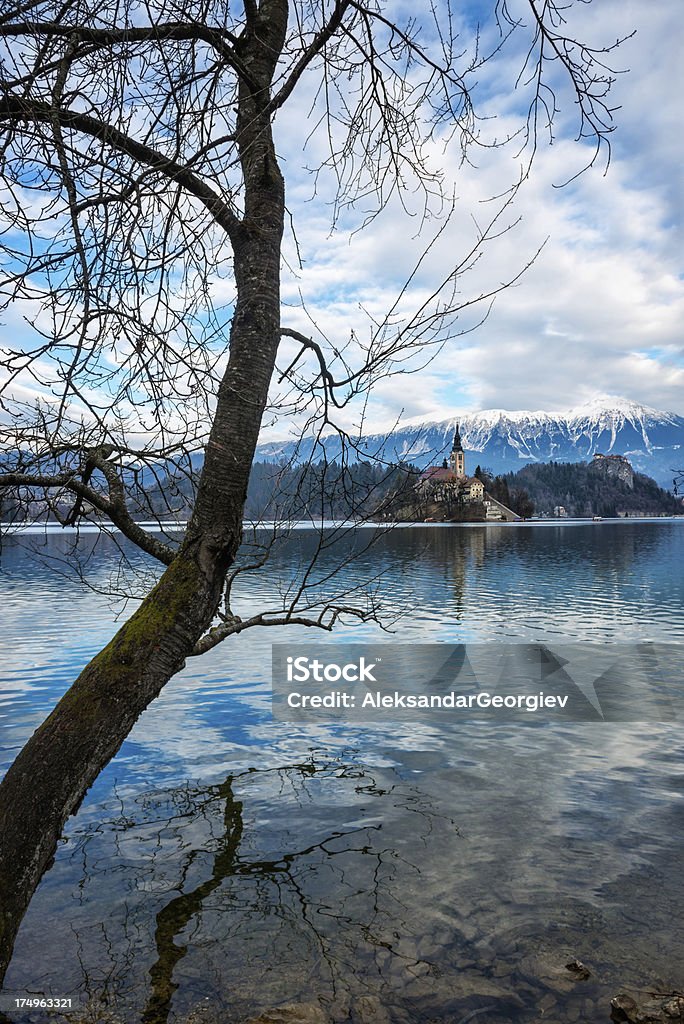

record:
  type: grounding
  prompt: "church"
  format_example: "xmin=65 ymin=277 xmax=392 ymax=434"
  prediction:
xmin=415 ymin=425 xmax=485 ymax=504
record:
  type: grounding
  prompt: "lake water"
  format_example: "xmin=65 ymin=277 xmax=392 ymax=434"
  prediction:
xmin=1 ymin=522 xmax=683 ymax=1024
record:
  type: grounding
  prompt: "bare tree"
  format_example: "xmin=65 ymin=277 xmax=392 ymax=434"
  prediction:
xmin=0 ymin=0 xmax=626 ymax=984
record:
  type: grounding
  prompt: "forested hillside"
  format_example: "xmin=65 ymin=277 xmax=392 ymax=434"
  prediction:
xmin=3 ymin=457 xmax=679 ymax=526
xmin=141 ymin=459 xmax=418 ymax=523
xmin=494 ymin=462 xmax=681 ymax=518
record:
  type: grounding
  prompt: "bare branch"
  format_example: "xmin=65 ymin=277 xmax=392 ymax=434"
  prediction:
xmin=0 ymin=97 xmax=243 ymax=242
xmin=190 ymin=603 xmax=378 ymax=657
xmin=0 ymin=461 xmax=176 ymax=565
xmin=268 ymin=0 xmax=353 ymax=113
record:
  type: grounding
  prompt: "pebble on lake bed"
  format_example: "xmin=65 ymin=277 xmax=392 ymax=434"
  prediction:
xmin=565 ymin=959 xmax=592 ymax=980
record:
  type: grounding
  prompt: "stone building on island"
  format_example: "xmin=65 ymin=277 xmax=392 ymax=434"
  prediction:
xmin=414 ymin=424 xmax=519 ymax=518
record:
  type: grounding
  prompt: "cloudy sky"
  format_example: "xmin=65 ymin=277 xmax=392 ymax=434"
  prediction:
xmin=1 ymin=0 xmax=681 ymax=445
xmin=270 ymin=0 xmax=684 ymax=436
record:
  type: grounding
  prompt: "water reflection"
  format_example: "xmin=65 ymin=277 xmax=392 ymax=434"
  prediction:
xmin=1 ymin=523 xmax=682 ymax=663
xmin=1 ymin=524 xmax=683 ymax=1021
xmin=3 ymin=731 xmax=683 ymax=1024
xmin=13 ymin=759 xmax=465 ymax=1023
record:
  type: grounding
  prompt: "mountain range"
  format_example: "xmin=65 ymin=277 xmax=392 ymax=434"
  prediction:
xmin=256 ymin=396 xmax=684 ymax=490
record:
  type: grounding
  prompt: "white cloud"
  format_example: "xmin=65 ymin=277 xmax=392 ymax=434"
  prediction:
xmin=262 ymin=0 xmax=684 ymax=435
xmin=1 ymin=1 xmax=682 ymax=442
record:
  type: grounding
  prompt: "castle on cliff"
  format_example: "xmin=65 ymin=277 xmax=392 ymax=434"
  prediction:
xmin=590 ymin=452 xmax=634 ymax=489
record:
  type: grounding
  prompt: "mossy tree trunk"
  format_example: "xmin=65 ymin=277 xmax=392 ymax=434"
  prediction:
xmin=0 ymin=0 xmax=287 ymax=985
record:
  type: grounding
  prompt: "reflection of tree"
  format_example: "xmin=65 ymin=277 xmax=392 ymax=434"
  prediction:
xmin=141 ymin=777 xmax=244 ymax=1024
xmin=47 ymin=759 xmax=455 ymax=1023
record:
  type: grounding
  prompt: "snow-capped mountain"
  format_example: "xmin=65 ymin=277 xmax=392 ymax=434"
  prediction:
xmin=256 ymin=396 xmax=684 ymax=489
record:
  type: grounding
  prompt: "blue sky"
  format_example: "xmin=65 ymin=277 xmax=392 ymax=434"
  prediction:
xmin=0 ymin=0 xmax=681 ymax=445
xmin=270 ymin=0 xmax=684 ymax=435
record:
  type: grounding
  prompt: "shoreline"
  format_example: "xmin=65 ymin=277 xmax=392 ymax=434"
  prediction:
xmin=2 ymin=515 xmax=684 ymax=535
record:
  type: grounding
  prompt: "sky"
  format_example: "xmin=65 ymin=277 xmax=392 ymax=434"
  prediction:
xmin=270 ymin=0 xmax=684 ymax=436
xmin=0 ymin=0 xmax=682 ymax=446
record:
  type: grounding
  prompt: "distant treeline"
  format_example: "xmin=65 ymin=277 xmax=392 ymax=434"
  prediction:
xmin=473 ymin=467 xmax=534 ymax=518
xmin=4 ymin=455 xmax=679 ymax=526
xmin=245 ymin=459 xmax=418 ymax=520
xmin=145 ymin=459 xmax=418 ymax=522
xmin=478 ymin=461 xmax=681 ymax=518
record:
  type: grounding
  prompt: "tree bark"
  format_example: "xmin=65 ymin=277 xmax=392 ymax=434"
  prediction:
xmin=0 ymin=0 xmax=287 ymax=986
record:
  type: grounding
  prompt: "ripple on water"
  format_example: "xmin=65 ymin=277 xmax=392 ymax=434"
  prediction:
xmin=1 ymin=523 xmax=683 ymax=1021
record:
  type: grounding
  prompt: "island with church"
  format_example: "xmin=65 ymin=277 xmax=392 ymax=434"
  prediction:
xmin=125 ymin=424 xmax=682 ymax=526
xmin=379 ymin=424 xmax=681 ymax=523
xmin=410 ymin=425 xmax=520 ymax=522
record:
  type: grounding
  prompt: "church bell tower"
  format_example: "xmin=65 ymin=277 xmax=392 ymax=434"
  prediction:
xmin=450 ymin=423 xmax=465 ymax=476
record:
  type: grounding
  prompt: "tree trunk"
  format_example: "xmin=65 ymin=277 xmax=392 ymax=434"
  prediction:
xmin=0 ymin=0 xmax=287 ymax=985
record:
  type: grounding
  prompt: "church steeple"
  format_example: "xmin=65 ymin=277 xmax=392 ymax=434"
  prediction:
xmin=450 ymin=423 xmax=465 ymax=476
xmin=452 ymin=423 xmax=463 ymax=453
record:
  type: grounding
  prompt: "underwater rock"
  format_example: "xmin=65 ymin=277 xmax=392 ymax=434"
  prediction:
xmin=351 ymin=996 xmax=392 ymax=1024
xmin=610 ymin=991 xmax=684 ymax=1023
xmin=565 ymin=959 xmax=592 ymax=981
xmin=243 ymin=1003 xmax=328 ymax=1024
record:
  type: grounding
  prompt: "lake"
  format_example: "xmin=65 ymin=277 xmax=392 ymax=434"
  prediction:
xmin=1 ymin=521 xmax=683 ymax=1023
